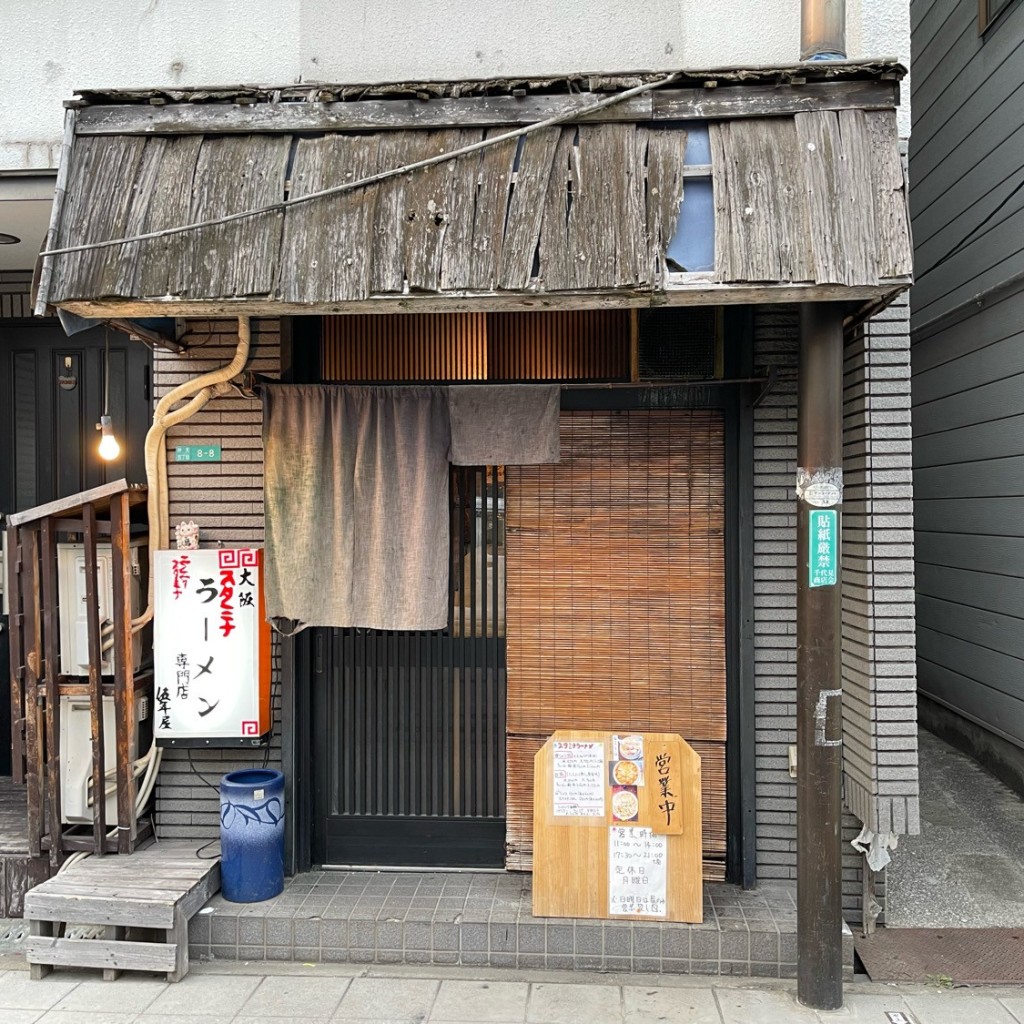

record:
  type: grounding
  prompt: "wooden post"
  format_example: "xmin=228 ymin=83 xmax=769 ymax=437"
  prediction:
xmin=83 ymin=503 xmax=107 ymax=853
xmin=796 ymin=303 xmax=844 ymax=1011
xmin=40 ymin=519 xmax=64 ymax=868
xmin=110 ymin=492 xmax=136 ymax=853
xmin=22 ymin=528 xmax=44 ymax=858
xmin=6 ymin=525 xmax=26 ymax=784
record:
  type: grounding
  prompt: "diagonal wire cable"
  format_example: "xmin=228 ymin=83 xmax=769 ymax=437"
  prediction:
xmin=40 ymin=73 xmax=680 ymax=260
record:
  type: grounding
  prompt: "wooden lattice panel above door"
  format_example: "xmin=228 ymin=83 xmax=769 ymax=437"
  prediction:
xmin=505 ymin=408 xmax=727 ymax=878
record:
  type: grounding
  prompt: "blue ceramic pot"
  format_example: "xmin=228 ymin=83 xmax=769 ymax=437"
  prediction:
xmin=219 ymin=768 xmax=285 ymax=902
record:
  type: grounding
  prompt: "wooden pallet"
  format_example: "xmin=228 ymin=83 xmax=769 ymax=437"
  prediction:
xmin=23 ymin=840 xmax=220 ymax=982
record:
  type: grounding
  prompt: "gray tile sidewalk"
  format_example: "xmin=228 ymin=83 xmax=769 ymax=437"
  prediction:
xmin=1 ymin=955 xmax=1023 ymax=1024
xmin=191 ymin=873 xmax=809 ymax=979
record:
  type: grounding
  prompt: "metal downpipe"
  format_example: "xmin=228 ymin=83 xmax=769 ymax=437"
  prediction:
xmin=801 ymin=0 xmax=846 ymax=60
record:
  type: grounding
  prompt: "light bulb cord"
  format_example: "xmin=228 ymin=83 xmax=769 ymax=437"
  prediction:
xmin=103 ymin=327 xmax=110 ymax=417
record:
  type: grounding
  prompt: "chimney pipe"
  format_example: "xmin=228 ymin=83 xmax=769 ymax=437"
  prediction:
xmin=801 ymin=0 xmax=846 ymax=60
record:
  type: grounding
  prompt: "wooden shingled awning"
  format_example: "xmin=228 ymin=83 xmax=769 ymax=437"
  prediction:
xmin=36 ymin=62 xmax=913 ymax=316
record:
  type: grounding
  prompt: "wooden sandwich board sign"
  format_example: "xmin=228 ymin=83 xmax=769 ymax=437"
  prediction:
xmin=532 ymin=730 xmax=702 ymax=923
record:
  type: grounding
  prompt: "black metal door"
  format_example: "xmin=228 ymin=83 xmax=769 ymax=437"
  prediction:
xmin=311 ymin=466 xmax=506 ymax=867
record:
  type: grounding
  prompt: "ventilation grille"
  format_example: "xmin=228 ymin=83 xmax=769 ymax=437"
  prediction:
xmin=637 ymin=308 xmax=719 ymax=380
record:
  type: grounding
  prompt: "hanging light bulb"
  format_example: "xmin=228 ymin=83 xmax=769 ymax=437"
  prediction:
xmin=98 ymin=414 xmax=121 ymax=461
xmin=98 ymin=325 xmax=123 ymax=462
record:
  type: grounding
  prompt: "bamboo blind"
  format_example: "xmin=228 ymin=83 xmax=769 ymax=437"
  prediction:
xmin=505 ymin=409 xmax=727 ymax=877
xmin=322 ymin=310 xmax=630 ymax=382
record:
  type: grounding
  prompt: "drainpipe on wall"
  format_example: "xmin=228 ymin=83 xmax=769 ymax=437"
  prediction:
xmin=801 ymin=0 xmax=846 ymax=60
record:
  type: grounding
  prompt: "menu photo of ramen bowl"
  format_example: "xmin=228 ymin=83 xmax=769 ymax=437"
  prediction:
xmin=616 ymin=734 xmax=644 ymax=760
xmin=610 ymin=759 xmax=645 ymax=787
xmin=611 ymin=785 xmax=640 ymax=822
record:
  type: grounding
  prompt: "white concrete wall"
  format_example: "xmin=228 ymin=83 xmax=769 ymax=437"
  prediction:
xmin=1 ymin=0 xmax=909 ymax=172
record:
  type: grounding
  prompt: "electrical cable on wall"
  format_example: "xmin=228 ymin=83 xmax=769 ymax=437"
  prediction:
xmin=917 ymin=169 xmax=1024 ymax=280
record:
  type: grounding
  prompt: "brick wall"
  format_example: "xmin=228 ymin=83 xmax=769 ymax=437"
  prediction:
xmin=752 ymin=301 xmax=917 ymax=923
xmin=152 ymin=317 xmax=282 ymax=841
xmin=841 ymin=295 xmax=920 ymax=839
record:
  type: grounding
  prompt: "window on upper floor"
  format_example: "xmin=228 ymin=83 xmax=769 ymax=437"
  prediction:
xmin=979 ymin=0 xmax=1016 ymax=33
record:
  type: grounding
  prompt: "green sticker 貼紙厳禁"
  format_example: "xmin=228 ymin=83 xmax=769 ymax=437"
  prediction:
xmin=809 ymin=508 xmax=838 ymax=588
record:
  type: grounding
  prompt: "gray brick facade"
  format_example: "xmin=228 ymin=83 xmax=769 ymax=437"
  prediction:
xmin=152 ymin=318 xmax=283 ymax=838
xmin=752 ymin=301 xmax=918 ymax=922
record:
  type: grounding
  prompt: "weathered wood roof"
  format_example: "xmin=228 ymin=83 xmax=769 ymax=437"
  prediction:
xmin=38 ymin=65 xmax=913 ymax=316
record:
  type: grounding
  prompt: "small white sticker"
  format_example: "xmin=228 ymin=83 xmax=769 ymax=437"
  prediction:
xmin=253 ymin=788 xmax=264 ymax=800
xmin=796 ymin=467 xmax=843 ymax=507
xmin=804 ymin=482 xmax=841 ymax=508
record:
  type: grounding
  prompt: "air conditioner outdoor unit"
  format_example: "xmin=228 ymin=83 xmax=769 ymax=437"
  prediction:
xmin=59 ymin=694 xmax=148 ymax=824
xmin=57 ymin=541 xmax=145 ymax=676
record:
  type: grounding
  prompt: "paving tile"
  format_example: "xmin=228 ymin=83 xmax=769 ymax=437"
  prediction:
xmin=293 ymin=918 xmax=322 ymax=947
xmin=239 ymin=975 xmax=352 ymax=1018
xmin=433 ymin=924 xmax=460 ymax=951
xmin=632 ymin=926 xmax=661 ymax=958
xmin=52 ymin=977 xmax=166 ymax=1013
xmin=0 ymin=974 xmax=82 ymax=1010
xmin=462 ymin=923 xmax=488 ymax=952
xmin=490 ymin=923 xmax=517 ymax=953
xmin=719 ymin=928 xmax=749 ymax=962
xmin=545 ymin=925 xmax=573 ymax=955
xmin=134 ymin=1017 xmax=237 ymax=1024
xmin=748 ymin=931 xmax=778 ymax=963
xmin=691 ymin=930 xmax=720 ymax=961
xmin=0 ymin=1012 xmax=41 ymax=1024
xmin=603 ymin=927 xmax=632 ymax=958
xmin=903 ymin=994 xmax=1020 ymax=1024
xmin=235 ymin=1018 xmax=329 ymax=1024
xmin=546 ymin=955 xmax=575 ymax=970
xmin=527 ymin=982 xmax=624 ymax=1024
xmin=824 ymin=993 xmax=914 ymax=1021
xmin=574 ymin=925 xmax=602 ymax=955
xmin=716 ymin=987 xmax=819 ymax=1022
xmin=145 ymin=974 xmax=263 ymax=1016
xmin=623 ymin=985 xmax=720 ymax=1024
xmin=519 ymin=925 xmax=545 ymax=954
xmin=334 ymin=977 xmax=439 ymax=1020
xmin=661 ymin=958 xmax=691 ymax=974
xmin=430 ymin=980 xmax=529 ymax=1022
xmin=36 ymin=1013 xmax=136 ymax=1024
xmin=239 ymin=918 xmax=267 ymax=945
xmin=662 ymin=927 xmax=690 ymax=959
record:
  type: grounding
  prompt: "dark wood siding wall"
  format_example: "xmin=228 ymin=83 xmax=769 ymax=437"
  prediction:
xmin=911 ymin=0 xmax=1024 ymax=748
xmin=913 ymin=284 xmax=1024 ymax=744
xmin=910 ymin=0 xmax=1024 ymax=322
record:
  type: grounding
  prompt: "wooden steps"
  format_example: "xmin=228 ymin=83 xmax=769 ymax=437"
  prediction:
xmin=23 ymin=840 xmax=220 ymax=982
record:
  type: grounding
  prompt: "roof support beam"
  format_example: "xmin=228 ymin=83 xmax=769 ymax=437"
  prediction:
xmin=73 ymin=80 xmax=898 ymax=136
xmin=52 ymin=278 xmax=911 ymax=320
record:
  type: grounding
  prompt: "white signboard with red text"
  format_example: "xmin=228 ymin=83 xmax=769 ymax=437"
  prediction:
xmin=154 ymin=548 xmax=271 ymax=745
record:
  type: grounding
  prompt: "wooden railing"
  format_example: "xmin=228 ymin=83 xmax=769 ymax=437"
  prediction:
xmin=6 ymin=480 xmax=149 ymax=866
